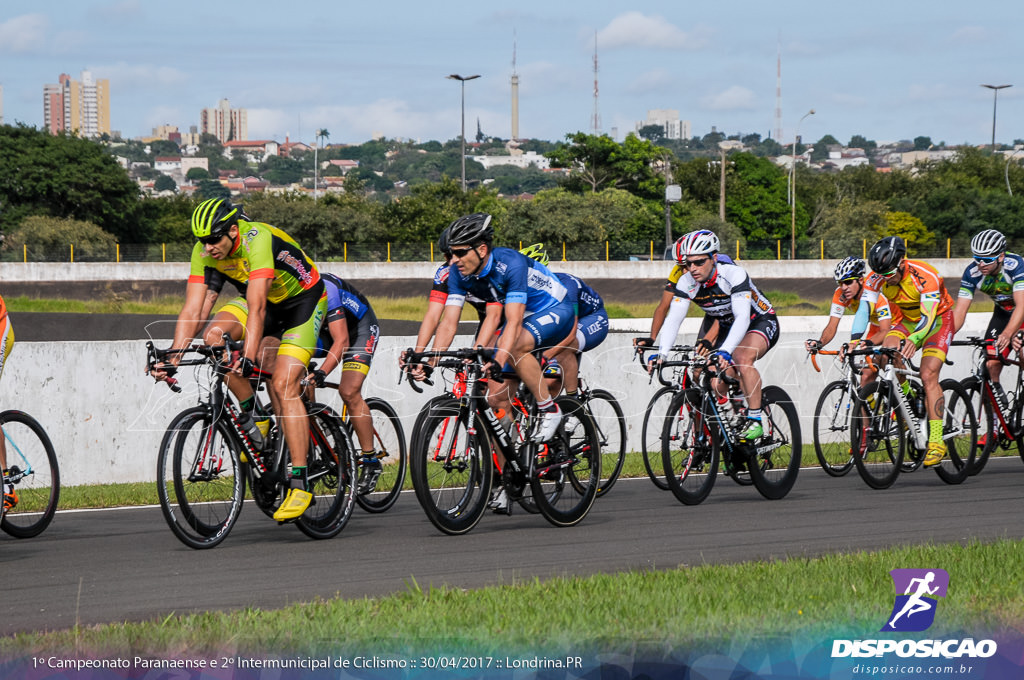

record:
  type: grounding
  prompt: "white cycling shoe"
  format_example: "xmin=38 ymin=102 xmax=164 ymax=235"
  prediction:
xmin=532 ymin=405 xmax=563 ymax=443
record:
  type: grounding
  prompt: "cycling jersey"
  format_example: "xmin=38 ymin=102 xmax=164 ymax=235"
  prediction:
xmin=445 ymin=247 xmax=568 ymax=316
xmin=188 ymin=220 xmax=321 ymax=304
xmin=665 ymin=254 xmax=735 ymax=296
xmin=316 ymin=274 xmax=379 ymax=374
xmin=829 ymin=286 xmax=899 ymax=340
xmin=429 ymin=263 xmax=495 ymax=320
xmin=0 ymin=294 xmax=12 ymax=380
xmin=556 ymin=273 xmax=608 ymax=351
xmin=859 ymin=259 xmax=953 ymax=346
xmin=958 ymin=252 xmax=1024 ymax=312
xmin=555 ymin=273 xmax=604 ymax=318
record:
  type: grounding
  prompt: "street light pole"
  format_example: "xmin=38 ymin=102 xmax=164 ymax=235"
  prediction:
xmin=791 ymin=109 xmax=815 ymax=259
xmin=447 ymin=73 xmax=481 ymax=191
xmin=981 ymin=84 xmax=1012 ymax=153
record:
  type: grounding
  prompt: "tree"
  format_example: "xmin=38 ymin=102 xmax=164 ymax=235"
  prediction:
xmin=150 ymin=139 xmax=180 ymax=157
xmin=545 ymin=132 xmax=664 ymax=197
xmin=197 ymin=179 xmax=230 ymax=200
xmin=260 ymin=155 xmax=306 ymax=186
xmin=153 ymin=175 xmax=177 ymax=192
xmin=186 ymin=167 xmax=210 ymax=181
xmin=848 ymin=134 xmax=877 ymax=152
xmin=637 ymin=124 xmax=665 ymax=143
xmin=811 ymin=134 xmax=840 ymax=163
xmin=5 ymin=215 xmax=117 ymax=261
xmin=914 ymin=136 xmax=933 ymax=151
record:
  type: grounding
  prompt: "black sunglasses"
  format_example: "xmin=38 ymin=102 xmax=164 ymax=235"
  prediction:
xmin=449 ymin=246 xmax=475 ymax=258
xmin=684 ymin=256 xmax=711 ymax=267
xmin=198 ymin=234 xmax=225 ymax=246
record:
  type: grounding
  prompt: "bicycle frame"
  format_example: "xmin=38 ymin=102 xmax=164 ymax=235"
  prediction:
xmin=955 ymin=337 xmax=1023 ymax=440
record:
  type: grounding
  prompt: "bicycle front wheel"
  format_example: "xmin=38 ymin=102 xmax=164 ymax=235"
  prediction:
xmin=661 ymin=389 xmax=718 ymax=505
xmin=641 ymin=386 xmax=676 ymax=490
xmin=297 ymin=404 xmax=357 ymax=539
xmin=0 ymin=411 xmax=60 ymax=538
xmin=959 ymin=377 xmax=993 ymax=476
xmin=748 ymin=386 xmax=801 ymax=500
xmin=587 ymin=389 xmax=626 ymax=497
xmin=410 ymin=399 xmax=493 ymax=535
xmin=852 ymin=383 xmax=905 ymax=489
xmin=933 ymin=379 xmax=977 ymax=485
xmin=530 ymin=396 xmax=600 ymax=527
xmin=355 ymin=398 xmax=408 ymax=513
xmin=812 ymin=380 xmax=856 ymax=476
xmin=157 ymin=407 xmax=245 ymax=549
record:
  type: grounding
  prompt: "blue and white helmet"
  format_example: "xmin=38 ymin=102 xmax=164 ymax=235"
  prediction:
xmin=970 ymin=229 xmax=1006 ymax=258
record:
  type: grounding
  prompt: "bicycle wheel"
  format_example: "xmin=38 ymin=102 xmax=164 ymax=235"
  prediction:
xmin=354 ymin=397 xmax=408 ymax=513
xmin=157 ymin=407 xmax=245 ymax=549
xmin=296 ymin=404 xmax=357 ymax=539
xmin=530 ymin=395 xmax=600 ymax=527
xmin=851 ymin=382 xmax=905 ymax=489
xmin=410 ymin=399 xmax=493 ymax=535
xmin=747 ymin=386 xmax=802 ymax=500
xmin=661 ymin=389 xmax=718 ymax=505
xmin=812 ymin=380 xmax=857 ymax=476
xmin=587 ymin=389 xmax=626 ymax=497
xmin=933 ymin=379 xmax=977 ymax=485
xmin=640 ymin=387 xmax=676 ymax=490
xmin=0 ymin=411 xmax=60 ymax=538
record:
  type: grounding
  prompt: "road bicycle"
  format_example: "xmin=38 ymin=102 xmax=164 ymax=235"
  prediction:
xmin=808 ymin=347 xmax=872 ymax=477
xmin=953 ymin=336 xmax=1024 ymax=475
xmin=847 ymin=345 xmax=976 ymax=489
xmin=309 ymin=364 xmax=407 ymax=513
xmin=660 ymin=348 xmax=801 ymax=504
xmin=635 ymin=341 xmax=693 ymax=490
xmin=575 ymin=375 xmax=625 ymax=497
xmin=0 ymin=410 xmax=60 ymax=538
xmin=147 ymin=339 xmax=356 ymax=549
xmin=403 ymin=347 xmax=601 ymax=535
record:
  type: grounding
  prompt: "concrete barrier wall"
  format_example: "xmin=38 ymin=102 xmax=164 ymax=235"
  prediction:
xmin=0 ymin=259 xmax=976 ymax=283
xmin=12 ymin=312 xmax=992 ymax=487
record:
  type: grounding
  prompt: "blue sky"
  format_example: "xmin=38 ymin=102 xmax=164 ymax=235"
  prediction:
xmin=1 ymin=1 xmax=1020 ymax=148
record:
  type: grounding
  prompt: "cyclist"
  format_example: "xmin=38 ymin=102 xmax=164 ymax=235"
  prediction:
xmin=402 ymin=226 xmax=503 ymax=381
xmin=953 ymin=229 xmax=1024 ymax=413
xmin=519 ymin=243 xmax=609 ymax=397
xmin=651 ymin=230 xmax=780 ymax=441
xmin=149 ymin=198 xmax=327 ymax=521
xmin=0 ymin=293 xmax=15 ymax=511
xmin=856 ymin=235 xmax=955 ymax=467
xmin=639 ymin=231 xmax=734 ymax=353
xmin=429 ymin=214 xmax=575 ymax=514
xmin=806 ymin=256 xmax=898 ymax=385
xmin=304 ymin=273 xmax=382 ymax=495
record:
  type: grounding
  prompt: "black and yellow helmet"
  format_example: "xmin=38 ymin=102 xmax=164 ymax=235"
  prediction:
xmin=191 ymin=199 xmax=240 ymax=240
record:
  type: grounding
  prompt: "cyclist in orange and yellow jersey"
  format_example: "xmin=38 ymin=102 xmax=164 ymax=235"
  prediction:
xmin=0 ymin=294 xmax=15 ymax=511
xmin=805 ymin=256 xmax=900 ymax=386
xmin=856 ymin=236 xmax=954 ymax=467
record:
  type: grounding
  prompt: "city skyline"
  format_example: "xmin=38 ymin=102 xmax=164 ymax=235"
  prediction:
xmin=0 ymin=1 xmax=1020 ymax=147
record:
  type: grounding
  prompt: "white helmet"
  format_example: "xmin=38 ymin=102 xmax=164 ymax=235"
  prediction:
xmin=970 ymin=229 xmax=1006 ymax=258
xmin=677 ymin=229 xmax=720 ymax=257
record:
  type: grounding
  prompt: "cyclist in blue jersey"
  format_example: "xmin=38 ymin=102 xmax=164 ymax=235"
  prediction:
xmin=430 ymin=215 xmax=575 ymax=512
xmin=304 ymin=273 xmax=383 ymax=494
xmin=953 ymin=229 xmax=1024 ymax=410
xmin=519 ymin=243 xmax=609 ymax=397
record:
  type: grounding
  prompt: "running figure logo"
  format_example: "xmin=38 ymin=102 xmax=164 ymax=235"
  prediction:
xmin=882 ymin=569 xmax=949 ymax=632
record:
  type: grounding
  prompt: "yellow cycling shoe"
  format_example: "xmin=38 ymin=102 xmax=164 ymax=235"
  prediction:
xmin=923 ymin=442 xmax=947 ymax=468
xmin=273 ymin=488 xmax=312 ymax=521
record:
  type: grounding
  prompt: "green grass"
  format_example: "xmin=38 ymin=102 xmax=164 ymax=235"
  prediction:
xmin=1 ymin=539 xmax=1021 ymax=656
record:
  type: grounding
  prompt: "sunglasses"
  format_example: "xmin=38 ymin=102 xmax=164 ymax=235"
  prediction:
xmin=198 ymin=234 xmax=225 ymax=246
xmin=449 ymin=246 xmax=475 ymax=258
xmin=879 ymin=266 xmax=901 ymax=278
xmin=684 ymin=256 xmax=711 ymax=267
xmin=837 ymin=278 xmax=860 ymax=285
xmin=974 ymin=255 xmax=1000 ymax=264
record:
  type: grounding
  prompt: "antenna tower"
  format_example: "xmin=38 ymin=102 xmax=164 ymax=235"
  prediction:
xmin=591 ymin=33 xmax=600 ymax=134
xmin=510 ymin=30 xmax=520 ymax=141
xmin=774 ymin=37 xmax=783 ymax=142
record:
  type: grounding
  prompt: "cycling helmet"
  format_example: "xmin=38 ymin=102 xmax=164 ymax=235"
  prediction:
xmin=833 ymin=256 xmax=866 ymax=282
xmin=678 ymin=229 xmax=720 ymax=257
xmin=970 ymin=229 xmax=1006 ymax=258
xmin=519 ymin=243 xmax=549 ymax=265
xmin=867 ymin=236 xmax=906 ymax=274
xmin=437 ymin=225 xmax=451 ymax=256
xmin=671 ymin=233 xmax=690 ymax=263
xmin=191 ymin=198 xmax=240 ymax=240
xmin=446 ymin=212 xmax=494 ymax=246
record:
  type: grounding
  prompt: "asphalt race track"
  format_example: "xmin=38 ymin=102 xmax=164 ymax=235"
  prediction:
xmin=2 ymin=459 xmax=1022 ymax=636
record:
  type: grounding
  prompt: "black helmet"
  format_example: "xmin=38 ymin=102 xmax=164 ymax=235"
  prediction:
xmin=437 ymin=226 xmax=451 ymax=255
xmin=868 ymin=236 xmax=906 ymax=274
xmin=446 ymin=213 xmax=493 ymax=247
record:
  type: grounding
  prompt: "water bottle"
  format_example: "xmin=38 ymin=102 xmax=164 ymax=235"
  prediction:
xmin=237 ymin=410 xmax=264 ymax=450
xmin=716 ymin=395 xmax=735 ymax=431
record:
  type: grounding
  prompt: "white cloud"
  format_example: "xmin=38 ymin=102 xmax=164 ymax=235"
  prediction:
xmin=0 ymin=14 xmax=48 ymax=53
xmin=597 ymin=12 xmax=708 ymax=50
xmin=701 ymin=86 xmax=757 ymax=111
xmin=99 ymin=62 xmax=188 ymax=89
xmin=625 ymin=68 xmax=674 ymax=95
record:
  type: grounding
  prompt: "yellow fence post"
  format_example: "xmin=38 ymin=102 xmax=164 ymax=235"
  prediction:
xmin=387 ymin=242 xmax=392 ymax=263
xmin=70 ymin=244 xmax=74 ymax=263
xmin=863 ymin=239 xmax=867 ymax=259
xmin=947 ymin=238 xmax=951 ymax=258
xmin=519 ymin=240 xmax=523 ymax=250
xmin=116 ymin=243 xmax=120 ymax=263
xmin=777 ymin=240 xmax=780 ymax=260
xmin=344 ymin=242 xmax=348 ymax=262
xmin=162 ymin=243 xmax=166 ymax=263
xmin=430 ymin=242 xmax=434 ymax=262
xmin=562 ymin=242 xmax=566 ymax=262
xmin=650 ymin=241 xmax=654 ymax=261
xmin=820 ymin=239 xmax=824 ymax=260
xmin=736 ymin=240 xmax=740 ymax=260
xmin=23 ymin=244 xmax=27 ymax=263
xmin=606 ymin=241 xmax=609 ymax=261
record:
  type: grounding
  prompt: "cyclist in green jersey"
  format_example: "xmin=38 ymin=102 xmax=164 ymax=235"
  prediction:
xmin=149 ymin=199 xmax=327 ymax=521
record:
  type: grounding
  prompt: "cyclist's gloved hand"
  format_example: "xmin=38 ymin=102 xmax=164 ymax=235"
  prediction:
xmin=805 ymin=338 xmax=821 ymax=352
xmin=695 ymin=338 xmax=714 ymax=356
xmin=238 ymin=356 xmax=258 ymax=378
xmin=711 ymin=350 xmax=732 ymax=368
xmin=311 ymin=369 xmax=327 ymax=388
xmin=634 ymin=337 xmax=654 ymax=348
xmin=645 ymin=353 xmax=661 ymax=374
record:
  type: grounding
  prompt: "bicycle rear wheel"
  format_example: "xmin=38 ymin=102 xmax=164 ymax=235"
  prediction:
xmin=661 ymin=389 xmax=718 ymax=505
xmin=354 ymin=397 xmax=408 ymax=513
xmin=852 ymin=383 xmax=905 ymax=489
xmin=812 ymin=380 xmax=856 ymax=476
xmin=748 ymin=386 xmax=801 ymax=500
xmin=410 ymin=399 xmax=493 ymax=535
xmin=959 ymin=377 xmax=994 ymax=475
xmin=0 ymin=411 xmax=60 ymax=538
xmin=296 ymin=404 xmax=357 ymax=539
xmin=530 ymin=396 xmax=600 ymax=527
xmin=933 ymin=379 xmax=977 ymax=485
xmin=587 ymin=389 xmax=626 ymax=497
xmin=641 ymin=386 xmax=675 ymax=490
xmin=157 ymin=407 xmax=245 ymax=549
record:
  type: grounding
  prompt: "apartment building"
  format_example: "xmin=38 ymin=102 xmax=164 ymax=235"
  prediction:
xmin=42 ymin=71 xmax=110 ymax=137
xmin=201 ymin=98 xmax=248 ymax=143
